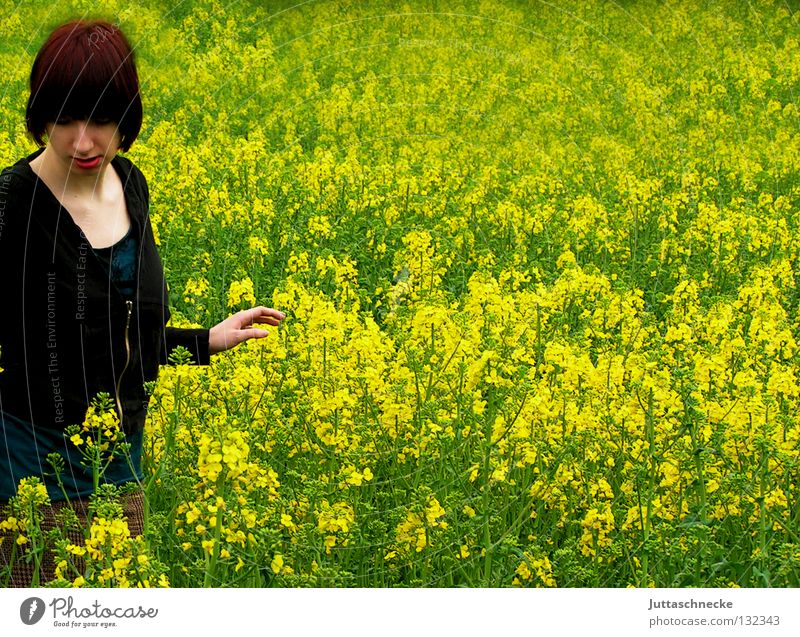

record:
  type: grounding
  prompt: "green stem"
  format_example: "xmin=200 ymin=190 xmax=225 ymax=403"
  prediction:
xmin=482 ymin=362 xmax=495 ymax=585
xmin=204 ymin=479 xmax=225 ymax=587
xmin=28 ymin=501 xmax=41 ymax=587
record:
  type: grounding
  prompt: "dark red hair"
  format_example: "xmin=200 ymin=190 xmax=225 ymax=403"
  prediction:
xmin=26 ymin=20 xmax=142 ymax=152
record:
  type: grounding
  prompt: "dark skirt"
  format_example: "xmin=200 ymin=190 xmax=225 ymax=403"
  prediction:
xmin=0 ymin=489 xmax=145 ymax=587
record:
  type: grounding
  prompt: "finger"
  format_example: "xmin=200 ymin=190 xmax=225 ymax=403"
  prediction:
xmin=249 ymin=317 xmax=283 ymax=327
xmin=229 ymin=308 xmax=268 ymax=327
xmin=246 ymin=306 xmax=286 ymax=321
xmin=239 ymin=328 xmax=270 ymax=341
xmin=242 ymin=308 xmax=286 ymax=327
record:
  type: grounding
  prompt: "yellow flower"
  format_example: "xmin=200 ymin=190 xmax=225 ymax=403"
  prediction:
xmin=16 ymin=477 xmax=50 ymax=508
xmin=55 ymin=559 xmax=68 ymax=579
xmin=113 ymin=557 xmax=131 ymax=571
xmin=280 ymin=513 xmax=296 ymax=531
xmin=227 ymin=277 xmax=256 ymax=308
xmin=424 ymin=497 xmax=445 ymax=526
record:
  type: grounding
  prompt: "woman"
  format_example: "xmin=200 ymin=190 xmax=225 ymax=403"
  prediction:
xmin=0 ymin=19 xmax=285 ymax=586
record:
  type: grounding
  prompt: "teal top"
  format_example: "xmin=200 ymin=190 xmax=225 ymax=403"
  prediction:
xmin=0 ymin=225 xmax=142 ymax=501
xmin=92 ymin=223 xmax=138 ymax=298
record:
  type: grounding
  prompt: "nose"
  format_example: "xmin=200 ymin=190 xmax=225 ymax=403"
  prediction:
xmin=72 ymin=121 xmax=95 ymax=155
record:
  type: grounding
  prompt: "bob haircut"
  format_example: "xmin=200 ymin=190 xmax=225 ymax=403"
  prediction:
xmin=26 ymin=20 xmax=142 ymax=152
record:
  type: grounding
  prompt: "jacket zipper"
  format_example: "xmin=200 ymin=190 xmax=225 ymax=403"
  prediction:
xmin=115 ymin=299 xmax=133 ymax=424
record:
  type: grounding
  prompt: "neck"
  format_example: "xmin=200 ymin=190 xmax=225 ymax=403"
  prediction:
xmin=32 ymin=147 xmax=113 ymax=198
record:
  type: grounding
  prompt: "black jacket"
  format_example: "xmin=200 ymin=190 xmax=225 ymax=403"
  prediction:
xmin=0 ymin=148 xmax=210 ymax=434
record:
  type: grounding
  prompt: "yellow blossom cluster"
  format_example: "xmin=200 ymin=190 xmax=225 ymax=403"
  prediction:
xmin=387 ymin=496 xmax=447 ymax=558
xmin=55 ymin=517 xmax=169 ymax=588
xmin=0 ymin=477 xmax=50 ymax=552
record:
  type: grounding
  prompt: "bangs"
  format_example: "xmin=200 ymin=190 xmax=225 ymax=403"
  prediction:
xmin=38 ymin=84 xmax=129 ymax=125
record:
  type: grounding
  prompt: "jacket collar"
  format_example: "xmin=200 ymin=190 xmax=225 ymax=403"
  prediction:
xmin=13 ymin=147 xmax=144 ymax=226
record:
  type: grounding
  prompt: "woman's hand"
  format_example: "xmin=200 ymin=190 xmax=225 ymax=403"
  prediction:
xmin=208 ymin=306 xmax=286 ymax=355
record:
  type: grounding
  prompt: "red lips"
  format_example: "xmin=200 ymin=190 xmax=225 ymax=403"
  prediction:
xmin=74 ymin=156 xmax=102 ymax=169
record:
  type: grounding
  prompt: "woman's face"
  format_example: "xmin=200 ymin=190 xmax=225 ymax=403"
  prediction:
xmin=44 ymin=116 xmax=123 ymax=173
